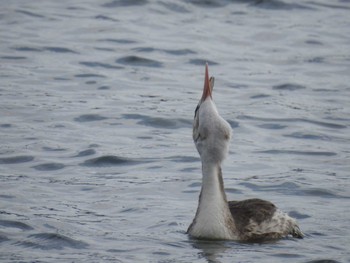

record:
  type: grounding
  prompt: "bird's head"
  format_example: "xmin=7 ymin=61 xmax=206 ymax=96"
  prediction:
xmin=193 ymin=64 xmax=232 ymax=163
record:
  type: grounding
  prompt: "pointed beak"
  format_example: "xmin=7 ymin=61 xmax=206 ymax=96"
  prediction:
xmin=201 ymin=63 xmax=212 ymax=102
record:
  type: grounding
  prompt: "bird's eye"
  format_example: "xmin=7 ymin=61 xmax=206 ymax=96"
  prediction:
xmin=194 ymin=105 xmax=199 ymax=117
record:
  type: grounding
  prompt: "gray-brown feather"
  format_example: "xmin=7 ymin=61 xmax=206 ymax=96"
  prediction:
xmin=228 ymin=199 xmax=303 ymax=241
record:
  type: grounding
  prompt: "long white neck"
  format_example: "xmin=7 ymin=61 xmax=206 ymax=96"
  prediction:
xmin=189 ymin=160 xmax=237 ymax=239
xmin=201 ymin=161 xmax=227 ymax=205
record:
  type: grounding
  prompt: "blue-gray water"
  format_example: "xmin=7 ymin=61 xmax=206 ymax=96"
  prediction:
xmin=1 ymin=0 xmax=349 ymax=262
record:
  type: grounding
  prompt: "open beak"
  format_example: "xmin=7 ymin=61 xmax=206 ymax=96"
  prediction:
xmin=201 ymin=63 xmax=212 ymax=102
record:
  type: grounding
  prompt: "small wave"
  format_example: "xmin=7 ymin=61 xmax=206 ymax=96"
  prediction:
xmin=16 ymin=9 xmax=45 ymax=18
xmin=257 ymin=149 xmax=337 ymax=157
xmin=284 ymin=132 xmax=331 ymax=141
xmin=32 ymin=163 xmax=65 ymax=171
xmin=257 ymin=123 xmax=287 ymax=129
xmin=186 ymin=0 xmax=228 ymax=8
xmin=74 ymin=73 xmax=106 ymax=78
xmin=94 ymin=15 xmax=119 ymax=22
xmin=273 ymin=83 xmax=306 ymax=91
xmin=305 ymin=260 xmax=341 ymax=263
xmin=0 ymin=124 xmax=12 ymax=128
xmin=188 ymin=59 xmax=218 ymax=66
xmin=237 ymin=115 xmax=347 ymax=129
xmin=98 ymin=86 xmax=110 ymax=90
xmin=81 ymin=155 xmax=141 ymax=167
xmin=302 ymin=188 xmax=349 ymax=199
xmin=0 ymin=56 xmax=27 ymax=60
xmin=79 ymin=61 xmax=122 ymax=69
xmin=74 ymin=149 xmax=96 ymax=157
xmin=102 ymin=0 xmax=148 ymax=8
xmin=251 ymin=0 xmax=312 ymax=10
xmin=165 ymin=156 xmax=200 ymax=163
xmin=122 ymin=113 xmax=191 ymax=129
xmin=74 ymin=114 xmax=108 ymax=122
xmin=0 ymin=220 xmax=34 ymax=231
xmin=164 ymin=48 xmax=196 ymax=55
xmin=132 ymin=47 xmax=196 ymax=56
xmin=99 ymin=38 xmax=138 ymax=44
xmin=19 ymin=233 xmax=88 ymax=250
xmin=12 ymin=46 xmax=42 ymax=52
xmin=0 ymin=155 xmax=34 ymax=164
xmin=288 ymin=211 xmax=311 ymax=220
xmin=43 ymin=47 xmax=78 ymax=54
xmin=42 ymin=147 xmax=67 ymax=152
xmin=116 ymin=55 xmax=163 ymax=67
xmin=250 ymin=94 xmax=271 ymax=99
xmin=240 ymin=181 xmax=300 ymax=193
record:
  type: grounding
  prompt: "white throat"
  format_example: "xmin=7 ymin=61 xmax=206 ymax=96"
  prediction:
xmin=189 ymin=160 xmax=237 ymax=240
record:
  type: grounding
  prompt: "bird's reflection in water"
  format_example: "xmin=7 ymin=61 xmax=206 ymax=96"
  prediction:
xmin=190 ymin=239 xmax=232 ymax=263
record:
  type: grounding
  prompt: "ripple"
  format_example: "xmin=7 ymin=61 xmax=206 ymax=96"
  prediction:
xmin=0 ymin=233 xmax=9 ymax=242
xmin=99 ymin=38 xmax=137 ymax=44
xmin=164 ymin=48 xmax=196 ymax=55
xmin=240 ymin=182 xmax=300 ymax=193
xmin=272 ymin=83 xmax=306 ymax=91
xmin=187 ymin=0 xmax=228 ymax=8
xmin=42 ymin=146 xmax=67 ymax=152
xmin=0 ymin=56 xmax=27 ymax=60
xmin=132 ymin=47 xmax=196 ymax=56
xmin=32 ymin=163 xmax=65 ymax=171
xmin=98 ymin=86 xmax=110 ymax=90
xmin=94 ymin=15 xmax=119 ymax=22
xmin=102 ymin=0 xmax=148 ymax=8
xmin=251 ymin=0 xmax=312 ymax=10
xmin=13 ymin=46 xmax=42 ymax=52
xmin=0 ymin=155 xmax=34 ymax=164
xmin=227 ymin=120 xmax=239 ymax=128
xmin=307 ymin=57 xmax=325 ymax=63
xmin=237 ymin=115 xmax=347 ymax=129
xmin=188 ymin=59 xmax=218 ymax=65
xmin=284 ymin=132 xmax=331 ymax=141
xmin=74 ymin=114 xmax=108 ymax=122
xmin=0 ymin=220 xmax=34 ymax=231
xmin=43 ymin=46 xmax=78 ymax=53
xmin=16 ymin=9 xmax=45 ymax=18
xmin=116 ymin=55 xmax=163 ymax=67
xmin=165 ymin=156 xmax=200 ymax=163
xmin=122 ymin=113 xmax=191 ymax=129
xmin=74 ymin=73 xmax=106 ymax=78
xmin=74 ymin=149 xmax=96 ymax=157
xmin=81 ymin=155 xmax=141 ymax=167
xmin=305 ymin=260 xmax=341 ymax=263
xmin=19 ymin=233 xmax=88 ymax=250
xmin=302 ymin=188 xmax=349 ymax=199
xmin=288 ymin=211 xmax=311 ymax=220
xmin=257 ymin=150 xmax=337 ymax=156
xmin=250 ymin=94 xmax=271 ymax=99
xmin=79 ymin=61 xmax=122 ymax=69
xmin=258 ymin=123 xmax=287 ymax=129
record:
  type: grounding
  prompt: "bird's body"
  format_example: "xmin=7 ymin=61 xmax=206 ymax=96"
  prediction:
xmin=187 ymin=64 xmax=303 ymax=241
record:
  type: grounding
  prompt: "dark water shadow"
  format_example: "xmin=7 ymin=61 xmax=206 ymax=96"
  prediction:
xmin=80 ymin=155 xmax=153 ymax=167
xmin=32 ymin=163 xmax=65 ymax=171
xmin=0 ymin=220 xmax=34 ymax=231
xmin=237 ymin=115 xmax=347 ymax=129
xmin=17 ymin=232 xmax=88 ymax=250
xmin=0 ymin=156 xmax=34 ymax=164
xmin=122 ymin=113 xmax=191 ymax=129
xmin=74 ymin=114 xmax=108 ymax=122
xmin=116 ymin=55 xmax=163 ymax=67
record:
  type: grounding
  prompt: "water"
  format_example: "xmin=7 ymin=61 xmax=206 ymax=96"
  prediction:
xmin=1 ymin=0 xmax=349 ymax=262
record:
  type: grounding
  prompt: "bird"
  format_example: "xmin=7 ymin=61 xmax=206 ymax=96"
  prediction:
xmin=187 ymin=63 xmax=304 ymax=242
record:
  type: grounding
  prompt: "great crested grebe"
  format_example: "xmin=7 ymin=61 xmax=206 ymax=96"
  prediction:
xmin=187 ymin=64 xmax=303 ymax=241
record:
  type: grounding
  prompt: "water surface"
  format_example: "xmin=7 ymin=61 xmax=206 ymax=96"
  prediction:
xmin=1 ymin=0 xmax=349 ymax=262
